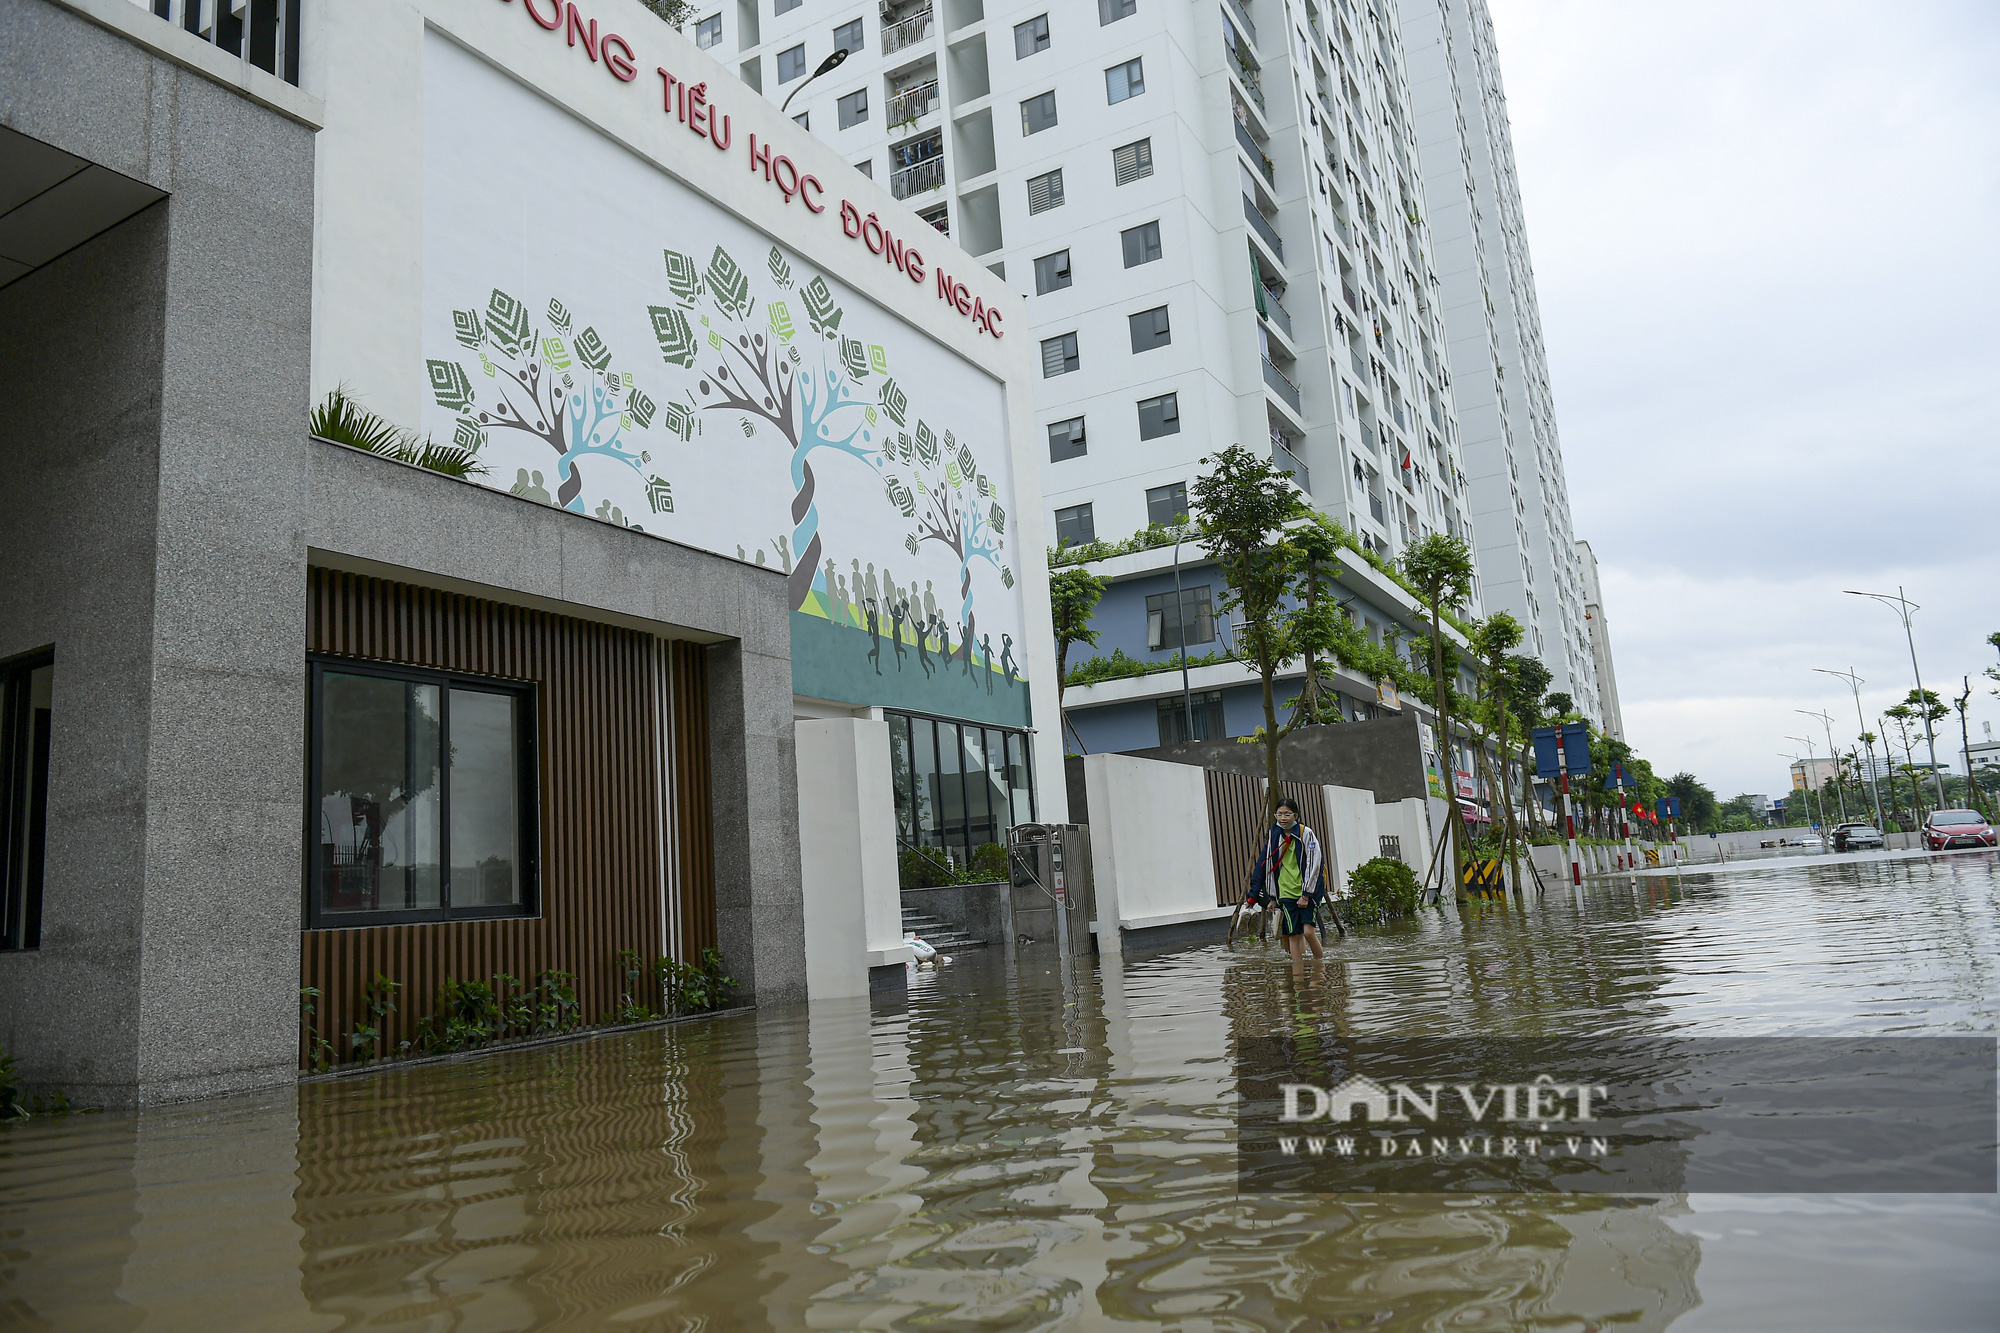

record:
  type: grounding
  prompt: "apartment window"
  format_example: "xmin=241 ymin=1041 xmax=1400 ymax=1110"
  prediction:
xmin=794 ymin=111 xmax=810 ymax=129
xmin=1047 ymin=416 xmax=1087 ymax=462
xmin=1145 ymin=481 xmax=1189 ymax=527
xmin=1137 ymin=392 xmax=1179 ymax=439
xmin=1099 ymin=0 xmax=1137 ymax=23
xmin=1146 ymin=584 xmax=1212 ymax=649
xmin=1014 ymin=13 xmax=1049 ymax=58
xmin=1034 ymin=248 xmax=1072 ymax=294
xmin=1105 ymin=57 xmax=1145 ymax=103
xmin=777 ymin=43 xmax=807 ymax=82
xmin=307 ymin=661 xmax=538 ymax=928
xmin=1112 ymin=137 xmax=1153 ymax=184
xmin=1121 ymin=219 xmax=1162 ymax=267
xmin=1157 ymin=690 xmax=1225 ymax=745
xmin=1021 ymin=90 xmax=1058 ymax=136
xmin=854 ymin=158 xmax=873 ymax=177
xmin=1054 ymin=503 xmax=1097 ymax=547
xmin=775 ymin=0 xmax=801 ymax=12
xmin=833 ymin=17 xmax=863 ymax=51
xmin=1027 ymin=168 xmax=1065 ymax=214
xmin=0 ymin=650 xmax=52 ymax=952
xmin=838 ymin=88 xmax=868 ymax=127
xmin=695 ymin=13 xmax=723 ymax=48
xmin=1128 ymin=304 xmax=1171 ymax=353
xmin=1041 ymin=332 xmax=1079 ymax=377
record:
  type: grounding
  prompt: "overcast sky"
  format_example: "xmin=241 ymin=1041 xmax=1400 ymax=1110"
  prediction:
xmin=1484 ymin=0 xmax=2000 ymax=804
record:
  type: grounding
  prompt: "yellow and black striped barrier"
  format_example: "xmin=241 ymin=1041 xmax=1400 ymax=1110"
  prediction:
xmin=1461 ymin=858 xmax=1504 ymax=897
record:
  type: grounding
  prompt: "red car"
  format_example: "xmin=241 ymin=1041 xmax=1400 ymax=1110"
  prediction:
xmin=1922 ymin=809 xmax=1997 ymax=851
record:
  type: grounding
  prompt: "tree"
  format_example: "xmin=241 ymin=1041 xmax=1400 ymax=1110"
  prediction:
xmin=1050 ymin=567 xmax=1106 ymax=749
xmin=1283 ymin=523 xmax=1348 ymax=729
xmin=1501 ymin=654 xmax=1553 ymax=832
xmin=1466 ymin=614 xmax=1526 ymax=881
xmin=1665 ymin=773 xmax=1719 ymax=832
xmin=1953 ymin=678 xmax=1991 ymax=817
xmin=1190 ymin=444 xmax=1307 ymax=822
xmin=638 ymin=0 xmax=695 ymax=26
xmin=1401 ymin=534 xmax=1476 ymax=876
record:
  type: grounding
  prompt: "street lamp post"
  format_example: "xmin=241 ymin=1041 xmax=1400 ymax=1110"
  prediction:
xmin=1798 ymin=709 xmax=1847 ymax=822
xmin=1785 ymin=735 xmax=1826 ymax=835
xmin=1844 ymin=587 xmax=1948 ymax=805
xmin=779 ymin=46 xmax=852 ymax=115
xmin=1173 ymin=528 xmax=1194 ymax=743
xmin=1815 ymin=667 xmax=1886 ymax=831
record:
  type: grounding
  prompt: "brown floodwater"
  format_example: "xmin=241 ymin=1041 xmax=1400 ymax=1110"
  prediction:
xmin=3 ymin=851 xmax=1997 ymax=1331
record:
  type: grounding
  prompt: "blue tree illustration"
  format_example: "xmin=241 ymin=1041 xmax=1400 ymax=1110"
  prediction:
xmin=909 ymin=436 xmax=1006 ymax=671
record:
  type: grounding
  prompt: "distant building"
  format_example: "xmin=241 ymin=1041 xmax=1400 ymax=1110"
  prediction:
xmin=1790 ymin=756 xmax=1844 ymax=791
xmin=1574 ymin=540 xmax=1623 ymax=741
xmin=1969 ymin=723 xmax=1999 ymax=775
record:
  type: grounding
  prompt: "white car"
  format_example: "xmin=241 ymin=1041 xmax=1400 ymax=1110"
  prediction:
xmin=1789 ymin=835 xmax=1823 ymax=851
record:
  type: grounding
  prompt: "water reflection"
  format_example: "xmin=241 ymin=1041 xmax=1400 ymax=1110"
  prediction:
xmin=0 ymin=853 xmax=1995 ymax=1329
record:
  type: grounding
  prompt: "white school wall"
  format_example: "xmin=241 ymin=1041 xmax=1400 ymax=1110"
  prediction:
xmin=1080 ymin=753 xmax=1223 ymax=942
xmin=795 ymin=719 xmax=910 ymax=998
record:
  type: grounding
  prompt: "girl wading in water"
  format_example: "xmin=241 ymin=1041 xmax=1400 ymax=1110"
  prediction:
xmin=1246 ymin=797 xmax=1341 ymax=960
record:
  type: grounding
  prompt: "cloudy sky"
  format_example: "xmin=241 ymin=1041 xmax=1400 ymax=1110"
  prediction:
xmin=1484 ymin=0 xmax=2000 ymax=803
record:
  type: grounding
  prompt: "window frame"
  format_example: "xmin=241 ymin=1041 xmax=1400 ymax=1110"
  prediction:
xmin=1020 ymin=89 xmax=1059 ymax=136
xmin=1128 ymin=303 xmax=1171 ymax=353
xmin=1112 ymin=137 xmax=1153 ymax=184
xmin=695 ymin=13 xmax=723 ymax=48
xmin=776 ymin=42 xmax=808 ymax=82
xmin=1014 ymin=13 xmax=1050 ymax=58
xmin=1099 ymin=0 xmax=1137 ymax=23
xmin=1047 ymin=415 xmax=1087 ymax=462
xmin=1105 ymin=57 xmax=1145 ymax=103
xmin=1137 ymin=391 xmax=1180 ymax=439
xmin=1121 ymin=219 xmax=1162 ymax=267
xmin=832 ymin=17 xmax=863 ymax=52
xmin=0 ymin=647 xmax=53 ymax=953
xmin=838 ymin=87 xmax=869 ymax=128
xmin=1033 ymin=248 xmax=1072 ymax=294
xmin=304 ymin=656 xmax=541 ymax=931
xmin=1041 ymin=331 xmax=1079 ymax=377
xmin=1027 ymin=167 xmax=1065 ymax=214
xmin=1145 ymin=480 xmax=1190 ymax=528
xmin=1054 ymin=502 xmax=1097 ymax=547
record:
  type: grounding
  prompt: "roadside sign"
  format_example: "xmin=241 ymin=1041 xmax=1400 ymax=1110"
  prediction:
xmin=1531 ymin=721 xmax=1592 ymax=778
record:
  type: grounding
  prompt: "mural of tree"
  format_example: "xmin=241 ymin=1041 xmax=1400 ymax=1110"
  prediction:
xmin=428 ymin=290 xmax=654 ymax=511
xmin=897 ymin=421 xmax=1006 ymax=669
xmin=656 ymin=245 xmax=884 ymax=612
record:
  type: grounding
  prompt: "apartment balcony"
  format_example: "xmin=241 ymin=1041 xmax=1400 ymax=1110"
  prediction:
xmin=1271 ymin=434 xmax=1311 ymax=493
xmin=1242 ymin=195 xmax=1283 ymax=261
xmin=1349 ymin=346 xmax=1368 ymax=380
xmin=1339 ymin=278 xmax=1358 ymax=313
xmin=917 ymin=201 xmax=948 ymax=236
xmin=1235 ymin=120 xmax=1274 ymax=185
xmin=141 ymin=0 xmax=302 ymax=83
xmin=1226 ymin=45 xmax=1265 ymax=110
xmin=1257 ymin=283 xmax=1292 ymax=339
xmin=882 ymin=6 xmax=935 ymax=55
xmin=891 ymin=156 xmax=946 ymax=200
xmin=888 ymin=78 xmax=940 ymax=129
xmin=1369 ymin=494 xmax=1386 ymax=524
xmin=1262 ymin=356 xmax=1302 ymax=413
xmin=1223 ymin=0 xmax=1257 ymax=44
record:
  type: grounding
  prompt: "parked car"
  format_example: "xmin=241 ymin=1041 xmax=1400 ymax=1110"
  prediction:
xmin=1922 ymin=810 xmax=1997 ymax=851
xmin=1831 ymin=822 xmax=1884 ymax=851
xmin=1789 ymin=835 xmax=1823 ymax=851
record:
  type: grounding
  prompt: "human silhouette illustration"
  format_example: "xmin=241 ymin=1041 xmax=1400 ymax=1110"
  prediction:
xmin=923 ymin=581 xmax=938 ymax=625
xmin=889 ymin=599 xmax=909 ymax=671
xmin=914 ymin=615 xmax=935 ymax=678
xmin=1000 ymin=634 xmax=1018 ymax=688
xmin=864 ymin=597 xmax=882 ymax=674
xmin=980 ymin=635 xmax=995 ymax=692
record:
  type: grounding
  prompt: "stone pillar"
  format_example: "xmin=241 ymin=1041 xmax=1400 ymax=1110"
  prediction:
xmin=794 ymin=718 xmax=909 ymax=998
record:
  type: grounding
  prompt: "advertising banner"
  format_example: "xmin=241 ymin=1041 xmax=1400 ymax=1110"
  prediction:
xmin=419 ymin=36 xmax=1028 ymax=726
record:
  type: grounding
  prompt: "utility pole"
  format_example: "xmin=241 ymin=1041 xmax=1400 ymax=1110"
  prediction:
xmin=1785 ymin=735 xmax=1826 ymax=837
xmin=1845 ymin=587 xmax=1947 ymax=806
xmin=1172 ymin=528 xmax=1194 ymax=742
xmin=1815 ymin=667 xmax=1885 ymax=831
xmin=1798 ymin=709 xmax=1847 ymax=822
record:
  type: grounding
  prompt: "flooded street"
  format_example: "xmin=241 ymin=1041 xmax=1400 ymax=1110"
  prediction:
xmin=4 ymin=852 xmax=1997 ymax=1331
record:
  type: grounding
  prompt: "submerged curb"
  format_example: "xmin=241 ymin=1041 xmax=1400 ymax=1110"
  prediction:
xmin=298 ymin=1005 xmax=757 ymax=1084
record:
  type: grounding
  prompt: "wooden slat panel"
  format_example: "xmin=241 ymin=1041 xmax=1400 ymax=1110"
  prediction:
xmin=1204 ymin=770 xmax=1334 ymax=907
xmin=298 ymin=569 xmax=714 ymax=1067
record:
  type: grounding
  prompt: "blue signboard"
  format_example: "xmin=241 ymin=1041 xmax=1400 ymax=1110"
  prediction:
xmin=1656 ymin=797 xmax=1682 ymax=820
xmin=1531 ymin=721 xmax=1593 ymax=779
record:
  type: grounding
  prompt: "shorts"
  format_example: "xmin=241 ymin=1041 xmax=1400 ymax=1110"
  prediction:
xmin=1278 ymin=899 xmax=1317 ymax=937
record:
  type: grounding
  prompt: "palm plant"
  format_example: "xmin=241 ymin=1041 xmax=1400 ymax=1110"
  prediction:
xmin=312 ymin=386 xmax=486 ymax=479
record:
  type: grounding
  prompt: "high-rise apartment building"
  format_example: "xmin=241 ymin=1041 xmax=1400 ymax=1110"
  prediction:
xmin=1396 ymin=0 xmax=1600 ymax=718
xmin=712 ymin=0 xmax=1480 ymax=569
xmin=1575 ymin=539 xmax=1624 ymax=740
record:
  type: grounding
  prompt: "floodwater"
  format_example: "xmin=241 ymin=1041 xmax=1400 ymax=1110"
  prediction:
xmin=4 ymin=853 xmax=1997 ymax=1331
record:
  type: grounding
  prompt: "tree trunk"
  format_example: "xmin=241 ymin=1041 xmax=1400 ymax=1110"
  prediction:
xmin=1428 ymin=601 xmax=1465 ymax=887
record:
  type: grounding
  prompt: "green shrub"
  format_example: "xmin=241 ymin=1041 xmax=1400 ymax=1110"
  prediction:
xmin=661 ymin=947 xmax=738 ymax=1014
xmin=966 ymin=842 xmax=1009 ymax=882
xmin=1345 ymin=856 xmax=1423 ymax=926
xmin=900 ymin=845 xmax=954 ymax=888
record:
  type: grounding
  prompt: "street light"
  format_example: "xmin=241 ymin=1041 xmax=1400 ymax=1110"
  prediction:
xmin=1844 ymin=586 xmax=1947 ymax=805
xmin=1173 ymin=526 xmax=1194 ymax=743
xmin=1777 ymin=751 xmax=1816 ymax=835
xmin=1785 ymin=735 xmax=1826 ymax=832
xmin=1797 ymin=709 xmax=1847 ymax=822
xmin=779 ymin=46 xmax=851 ymax=114
xmin=1814 ymin=666 xmax=1886 ymax=831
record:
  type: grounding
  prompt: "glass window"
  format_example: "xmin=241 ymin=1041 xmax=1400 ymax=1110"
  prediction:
xmin=889 ymin=714 xmax=915 ymax=846
xmin=1100 ymin=0 xmax=1136 ymax=22
xmin=1047 ymin=416 xmax=1086 ymax=462
xmin=1027 ymin=168 xmax=1064 ymax=214
xmin=1145 ymin=480 xmax=1189 ymax=526
xmin=1146 ymin=584 xmax=1213 ymax=650
xmin=777 ymin=43 xmax=807 ymax=82
xmin=1121 ymin=220 xmax=1162 ymax=266
xmin=934 ymin=720 xmax=966 ymax=861
xmin=0 ymin=651 xmax=53 ymax=952
xmin=962 ymin=727 xmax=994 ymax=854
xmin=1106 ymin=57 xmax=1145 ymax=103
xmin=838 ymin=88 xmax=868 ymax=127
xmin=1021 ymin=90 xmax=1058 ymax=136
xmin=1138 ymin=392 xmax=1180 ymax=439
xmin=794 ymin=111 xmax=810 ymax=129
xmin=1157 ymin=691 xmax=1226 ymax=745
xmin=1034 ymin=248 xmax=1071 ymax=294
xmin=854 ymin=158 xmax=873 ymax=178
xmin=1054 ymin=503 xmax=1096 ymax=547
xmin=1113 ymin=137 xmax=1153 ymax=184
xmin=695 ymin=13 xmax=723 ymax=48
xmin=1014 ymin=13 xmax=1049 ymax=58
xmin=775 ymin=0 xmax=801 ymax=11
xmin=984 ymin=729 xmax=1011 ymax=844
xmin=911 ymin=715 xmax=941 ymax=848
xmin=1005 ymin=732 xmax=1035 ymax=826
xmin=833 ymin=17 xmax=863 ymax=51
xmin=309 ymin=662 xmax=535 ymax=926
xmin=1041 ymin=332 xmax=1079 ymax=377
xmin=1128 ymin=304 xmax=1170 ymax=352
